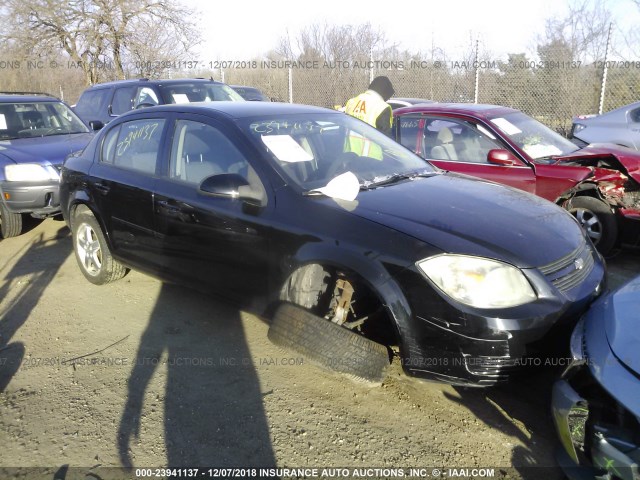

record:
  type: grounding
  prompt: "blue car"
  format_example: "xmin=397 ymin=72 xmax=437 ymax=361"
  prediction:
xmin=0 ymin=93 xmax=93 ymax=238
xmin=552 ymin=276 xmax=640 ymax=480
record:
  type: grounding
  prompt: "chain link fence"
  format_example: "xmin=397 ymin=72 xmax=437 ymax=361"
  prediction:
xmin=3 ymin=50 xmax=638 ymax=137
xmin=218 ymin=60 xmax=640 ymax=136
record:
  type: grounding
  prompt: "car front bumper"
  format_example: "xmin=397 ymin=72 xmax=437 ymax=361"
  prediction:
xmin=393 ymin=243 xmax=606 ymax=386
xmin=0 ymin=180 xmax=61 ymax=216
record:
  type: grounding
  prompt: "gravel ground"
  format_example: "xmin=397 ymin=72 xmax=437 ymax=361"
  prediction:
xmin=1 ymin=218 xmax=638 ymax=480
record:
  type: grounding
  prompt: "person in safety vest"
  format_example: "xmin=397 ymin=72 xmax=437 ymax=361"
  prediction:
xmin=344 ymin=76 xmax=395 ymax=135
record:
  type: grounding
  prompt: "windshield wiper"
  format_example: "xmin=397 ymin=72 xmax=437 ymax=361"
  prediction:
xmin=46 ymin=131 xmax=88 ymax=136
xmin=360 ymin=171 xmax=435 ymax=190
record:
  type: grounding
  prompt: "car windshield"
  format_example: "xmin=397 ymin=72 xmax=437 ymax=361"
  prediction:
xmin=239 ymin=113 xmax=434 ymax=193
xmin=158 ymin=83 xmax=244 ymax=103
xmin=489 ymin=111 xmax=579 ymax=160
xmin=0 ymin=101 xmax=89 ymax=140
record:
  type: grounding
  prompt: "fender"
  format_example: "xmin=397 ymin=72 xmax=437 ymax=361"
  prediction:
xmin=283 ymin=241 xmax=415 ymax=358
xmin=65 ymin=190 xmax=117 ymax=254
xmin=555 ymin=181 xmax=603 ymax=205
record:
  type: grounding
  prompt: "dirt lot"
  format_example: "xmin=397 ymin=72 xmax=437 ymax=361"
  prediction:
xmin=1 ymin=218 xmax=639 ymax=480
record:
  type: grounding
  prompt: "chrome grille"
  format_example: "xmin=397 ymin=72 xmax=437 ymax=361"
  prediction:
xmin=540 ymin=242 xmax=595 ymax=293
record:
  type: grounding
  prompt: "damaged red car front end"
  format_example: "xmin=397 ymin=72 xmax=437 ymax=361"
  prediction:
xmin=554 ymin=145 xmax=640 ymax=248
xmin=393 ymin=104 xmax=640 ymax=254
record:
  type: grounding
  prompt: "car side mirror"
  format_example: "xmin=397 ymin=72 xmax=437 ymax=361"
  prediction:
xmin=487 ymin=149 xmax=519 ymax=166
xmin=199 ymin=173 xmax=249 ymax=198
xmin=200 ymin=173 xmax=267 ymax=207
xmin=89 ymin=120 xmax=104 ymax=131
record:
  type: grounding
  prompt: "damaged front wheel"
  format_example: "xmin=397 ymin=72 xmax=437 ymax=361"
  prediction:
xmin=268 ymin=265 xmax=391 ymax=383
xmin=268 ymin=303 xmax=389 ymax=384
xmin=567 ymin=196 xmax=617 ymax=255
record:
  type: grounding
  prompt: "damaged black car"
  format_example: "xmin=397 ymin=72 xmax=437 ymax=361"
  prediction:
xmin=60 ymin=102 xmax=605 ymax=386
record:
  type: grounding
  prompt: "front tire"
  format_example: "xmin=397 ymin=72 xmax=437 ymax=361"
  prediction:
xmin=268 ymin=303 xmax=389 ymax=384
xmin=0 ymin=203 xmax=23 ymax=238
xmin=72 ymin=209 xmax=128 ymax=285
xmin=567 ymin=196 xmax=617 ymax=255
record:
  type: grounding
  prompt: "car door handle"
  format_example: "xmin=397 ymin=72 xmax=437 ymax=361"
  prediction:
xmin=93 ymin=182 xmax=110 ymax=195
xmin=156 ymin=200 xmax=195 ymax=221
xmin=157 ymin=200 xmax=181 ymax=213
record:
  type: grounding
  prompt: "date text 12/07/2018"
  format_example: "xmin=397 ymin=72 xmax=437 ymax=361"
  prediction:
xmin=134 ymin=467 xmax=497 ymax=478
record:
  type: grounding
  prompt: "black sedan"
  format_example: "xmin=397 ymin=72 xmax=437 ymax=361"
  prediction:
xmin=60 ymin=102 xmax=605 ymax=386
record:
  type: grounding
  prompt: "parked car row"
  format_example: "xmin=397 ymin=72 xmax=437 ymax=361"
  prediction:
xmin=1 ymin=81 xmax=638 ymax=480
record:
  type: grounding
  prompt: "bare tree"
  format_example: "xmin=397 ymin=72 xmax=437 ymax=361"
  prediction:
xmin=276 ymin=22 xmax=390 ymax=64
xmin=1 ymin=0 xmax=200 ymax=85
xmin=539 ymin=0 xmax=612 ymax=62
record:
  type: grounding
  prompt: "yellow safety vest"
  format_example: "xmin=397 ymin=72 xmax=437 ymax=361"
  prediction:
xmin=344 ymin=90 xmax=392 ymax=130
xmin=344 ymin=90 xmax=391 ymax=160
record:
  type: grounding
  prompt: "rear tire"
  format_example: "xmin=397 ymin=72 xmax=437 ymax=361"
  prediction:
xmin=268 ymin=303 xmax=389 ymax=384
xmin=567 ymin=196 xmax=617 ymax=255
xmin=0 ymin=203 xmax=23 ymax=238
xmin=72 ymin=209 xmax=128 ymax=285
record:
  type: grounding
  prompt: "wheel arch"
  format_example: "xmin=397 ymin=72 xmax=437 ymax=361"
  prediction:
xmin=67 ymin=193 xmax=116 ymax=253
xmin=279 ymin=242 xmax=414 ymax=352
xmin=555 ymin=181 xmax=609 ymax=206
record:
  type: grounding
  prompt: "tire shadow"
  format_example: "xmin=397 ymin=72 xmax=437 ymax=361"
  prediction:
xmin=117 ymin=283 xmax=276 ymax=469
xmin=0 ymin=226 xmax=71 ymax=392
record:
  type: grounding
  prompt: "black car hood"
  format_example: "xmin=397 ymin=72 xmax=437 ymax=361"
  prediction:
xmin=345 ymin=173 xmax=585 ymax=268
xmin=604 ymin=276 xmax=640 ymax=377
xmin=0 ymin=133 xmax=93 ymax=166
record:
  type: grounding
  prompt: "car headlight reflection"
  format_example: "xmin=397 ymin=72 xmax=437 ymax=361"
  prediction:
xmin=416 ymin=254 xmax=536 ymax=309
xmin=4 ymin=164 xmax=59 ymax=182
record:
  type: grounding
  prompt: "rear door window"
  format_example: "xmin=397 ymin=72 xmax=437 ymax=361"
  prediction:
xmin=101 ymin=119 xmax=165 ymax=174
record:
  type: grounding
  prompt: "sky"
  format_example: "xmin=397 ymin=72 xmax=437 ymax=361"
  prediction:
xmin=185 ymin=0 xmax=639 ymax=62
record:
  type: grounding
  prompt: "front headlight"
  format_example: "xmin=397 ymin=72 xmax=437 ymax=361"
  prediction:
xmin=4 ymin=164 xmax=59 ymax=182
xmin=416 ymin=254 xmax=536 ymax=309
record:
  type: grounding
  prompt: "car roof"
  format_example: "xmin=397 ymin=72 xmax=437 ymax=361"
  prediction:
xmin=84 ymin=78 xmax=227 ymax=90
xmin=124 ymin=101 xmax=338 ymax=119
xmin=0 ymin=95 xmax=60 ymax=103
xmin=394 ymin=103 xmax=518 ymax=118
xmin=602 ymin=101 xmax=640 ymax=117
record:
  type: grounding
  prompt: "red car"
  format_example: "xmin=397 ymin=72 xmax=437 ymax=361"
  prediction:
xmin=393 ymin=104 xmax=640 ymax=255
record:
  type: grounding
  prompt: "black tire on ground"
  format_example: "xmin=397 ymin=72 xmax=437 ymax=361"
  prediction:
xmin=566 ymin=196 xmax=617 ymax=255
xmin=268 ymin=302 xmax=389 ymax=384
xmin=0 ymin=202 xmax=23 ymax=238
xmin=71 ymin=208 xmax=128 ymax=285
